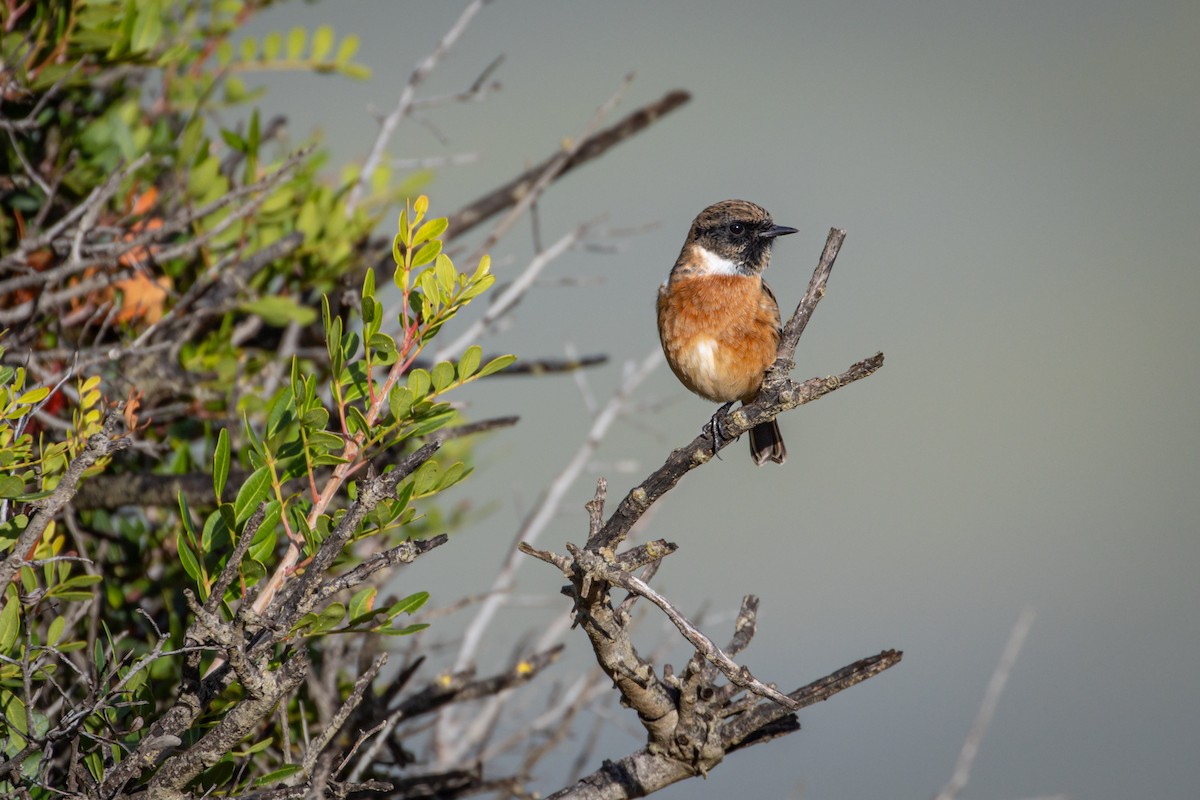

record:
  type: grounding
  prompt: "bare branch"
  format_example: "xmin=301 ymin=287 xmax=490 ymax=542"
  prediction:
xmin=443 ymin=90 xmax=691 ymax=242
xmin=461 ymin=74 xmax=636 ymax=269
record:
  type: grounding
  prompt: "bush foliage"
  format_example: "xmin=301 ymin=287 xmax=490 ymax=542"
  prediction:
xmin=1 ymin=1 xmax=511 ymax=795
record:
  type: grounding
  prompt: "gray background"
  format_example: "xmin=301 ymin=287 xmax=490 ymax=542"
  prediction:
xmin=239 ymin=2 xmax=1200 ymax=797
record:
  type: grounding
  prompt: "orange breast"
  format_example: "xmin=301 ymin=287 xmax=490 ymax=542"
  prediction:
xmin=657 ymin=274 xmax=781 ymax=403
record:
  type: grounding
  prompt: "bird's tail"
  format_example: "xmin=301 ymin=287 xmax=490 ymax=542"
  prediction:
xmin=749 ymin=419 xmax=786 ymax=466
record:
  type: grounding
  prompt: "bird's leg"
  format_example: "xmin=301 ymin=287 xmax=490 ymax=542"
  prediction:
xmin=706 ymin=401 xmax=735 ymax=458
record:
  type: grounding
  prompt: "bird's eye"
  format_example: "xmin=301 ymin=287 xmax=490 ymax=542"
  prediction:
xmin=729 ymin=222 xmax=746 ymax=236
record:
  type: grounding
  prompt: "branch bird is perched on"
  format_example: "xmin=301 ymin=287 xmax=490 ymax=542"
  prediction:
xmin=656 ymin=199 xmax=797 ymax=465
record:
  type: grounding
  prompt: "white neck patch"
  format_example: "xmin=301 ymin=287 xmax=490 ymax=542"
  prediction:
xmin=694 ymin=245 xmax=742 ymax=276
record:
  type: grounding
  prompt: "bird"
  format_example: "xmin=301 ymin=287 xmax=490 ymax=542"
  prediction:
xmin=656 ymin=199 xmax=797 ymax=465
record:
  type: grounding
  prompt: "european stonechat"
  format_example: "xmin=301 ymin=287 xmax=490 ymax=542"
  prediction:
xmin=657 ymin=199 xmax=797 ymax=465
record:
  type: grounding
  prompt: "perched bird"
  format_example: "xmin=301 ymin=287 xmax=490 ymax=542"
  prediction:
xmin=656 ymin=199 xmax=797 ymax=465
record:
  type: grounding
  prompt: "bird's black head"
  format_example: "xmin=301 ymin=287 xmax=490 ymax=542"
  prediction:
xmin=686 ymin=199 xmax=797 ymax=276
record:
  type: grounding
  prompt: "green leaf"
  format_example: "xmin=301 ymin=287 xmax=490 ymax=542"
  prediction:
xmin=407 ymin=369 xmax=431 ymax=398
xmin=0 ymin=474 xmax=25 ymax=499
xmin=346 ymin=406 xmax=369 ymax=437
xmin=200 ymin=506 xmax=232 ymax=551
xmin=478 ymin=354 xmax=517 ymax=378
xmin=53 ymin=574 xmax=103 ymax=591
xmin=286 ymin=27 xmax=305 ymax=59
xmin=387 ymin=591 xmax=429 ymax=619
xmin=262 ymin=31 xmax=281 ymax=60
xmin=178 ymin=492 xmax=198 ymax=548
xmin=392 ymin=233 xmax=405 ymax=273
xmin=438 ymin=461 xmax=470 ymax=491
xmin=312 ymin=602 xmax=344 ymax=634
xmin=157 ymin=41 xmax=190 ymax=65
xmin=234 ymin=466 xmax=272 ymax=525
xmin=430 ymin=361 xmax=455 ymax=394
xmin=243 ymin=413 xmax=266 ymax=457
xmin=240 ymin=296 xmax=317 ymax=327
xmin=254 ymin=764 xmax=304 ymax=787
xmin=47 ymin=574 xmax=104 ymax=602
xmin=248 ymin=501 xmax=281 ymax=564
xmin=335 ymin=33 xmax=359 ymax=63
xmin=0 ymin=586 xmax=20 ymax=653
xmin=306 ymin=431 xmax=344 ymax=455
xmin=379 ymin=623 xmax=430 ymax=637
xmin=434 ymin=255 xmax=456 ymax=296
xmin=311 ymin=25 xmax=334 ymax=60
xmin=236 ymin=736 xmax=275 ymax=757
xmin=412 ymin=216 xmax=448 ymax=246
xmin=348 ymin=586 xmax=377 ymax=625
xmin=412 ymin=240 xmax=441 ymax=268
xmin=324 ymin=298 xmax=343 ymax=376
xmin=177 ymin=533 xmax=202 ymax=586
xmin=0 ymin=514 xmax=27 ymax=549
xmin=361 ymin=268 xmax=377 ymax=325
xmin=297 ymin=200 xmax=321 ymax=239
xmin=302 ymin=406 xmax=330 ymax=430
xmin=213 ymin=427 xmax=231 ymax=502
xmin=419 ymin=269 xmax=440 ymax=308
xmin=130 ymin=0 xmax=163 ymax=54
xmin=0 ymin=687 xmax=26 ymax=742
xmin=460 ymin=272 xmax=496 ymax=301
xmin=47 ymin=615 xmax=66 ymax=647
xmin=457 ymin=345 xmax=482 ymax=380
xmin=15 ymin=385 xmax=50 ymax=406
xmin=338 ymin=63 xmax=372 ymax=81
xmin=369 ymin=332 xmax=398 ymax=365
xmin=388 ymin=387 xmax=413 ymax=422
xmin=266 ymin=386 xmax=296 ymax=442
xmin=407 ymin=408 xmax=455 ymax=438
xmin=220 ymin=130 xmax=248 ymax=158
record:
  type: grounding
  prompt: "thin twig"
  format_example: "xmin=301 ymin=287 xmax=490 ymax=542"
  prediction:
xmin=301 ymin=654 xmax=388 ymax=778
xmin=934 ymin=607 xmax=1037 ymax=800
xmin=435 ymin=351 xmax=660 ymax=764
xmin=347 ymin=0 xmax=492 ymax=212
xmin=570 ymin=545 xmax=796 ymax=709
xmin=450 ymin=350 xmax=660 ymax=673
xmin=462 ymin=73 xmax=635 ymax=269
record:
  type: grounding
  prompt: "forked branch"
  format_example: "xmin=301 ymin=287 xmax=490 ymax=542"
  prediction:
xmin=519 ymin=228 xmax=899 ymax=798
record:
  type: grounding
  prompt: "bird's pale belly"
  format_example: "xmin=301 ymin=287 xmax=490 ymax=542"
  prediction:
xmin=671 ymin=336 xmax=764 ymax=402
xmin=657 ymin=274 xmax=780 ymax=403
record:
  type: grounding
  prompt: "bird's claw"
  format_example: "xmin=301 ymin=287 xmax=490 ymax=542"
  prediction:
xmin=706 ymin=401 xmax=736 ymax=458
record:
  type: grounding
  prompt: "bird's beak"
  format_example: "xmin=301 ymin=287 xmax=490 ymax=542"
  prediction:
xmin=760 ymin=225 xmax=798 ymax=239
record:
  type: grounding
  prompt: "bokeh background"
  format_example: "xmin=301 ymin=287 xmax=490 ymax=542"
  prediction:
xmin=239 ymin=2 xmax=1200 ymax=797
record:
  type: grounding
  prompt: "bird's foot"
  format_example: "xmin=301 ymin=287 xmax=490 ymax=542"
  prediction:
xmin=706 ymin=401 xmax=736 ymax=458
